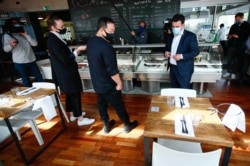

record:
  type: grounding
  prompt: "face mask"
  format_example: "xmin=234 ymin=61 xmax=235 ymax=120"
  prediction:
xmin=13 ymin=24 xmax=22 ymax=27
xmin=104 ymin=31 xmax=114 ymax=42
xmin=235 ymin=21 xmax=241 ymax=26
xmin=172 ymin=27 xmax=181 ymax=36
xmin=57 ymin=28 xmax=67 ymax=34
xmin=139 ymin=26 xmax=144 ymax=33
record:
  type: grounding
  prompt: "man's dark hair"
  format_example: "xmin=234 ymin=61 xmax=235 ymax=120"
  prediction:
xmin=47 ymin=15 xmax=62 ymax=30
xmin=97 ymin=17 xmax=114 ymax=30
xmin=220 ymin=23 xmax=224 ymax=28
xmin=172 ymin=14 xmax=185 ymax=24
xmin=235 ymin=12 xmax=244 ymax=18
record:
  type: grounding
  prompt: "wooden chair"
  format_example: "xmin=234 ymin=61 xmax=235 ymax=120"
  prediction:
xmin=152 ymin=142 xmax=222 ymax=166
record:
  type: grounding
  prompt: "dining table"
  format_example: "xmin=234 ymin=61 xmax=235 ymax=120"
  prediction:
xmin=143 ymin=96 xmax=234 ymax=166
xmin=0 ymin=87 xmax=66 ymax=165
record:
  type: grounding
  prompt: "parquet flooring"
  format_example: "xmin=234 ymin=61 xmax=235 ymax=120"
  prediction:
xmin=0 ymin=79 xmax=250 ymax=166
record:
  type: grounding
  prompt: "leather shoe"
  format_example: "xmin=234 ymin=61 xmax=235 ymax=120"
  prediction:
xmin=104 ymin=119 xmax=116 ymax=133
xmin=124 ymin=120 xmax=138 ymax=133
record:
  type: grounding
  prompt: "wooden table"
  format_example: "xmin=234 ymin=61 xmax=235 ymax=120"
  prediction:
xmin=0 ymin=87 xmax=66 ymax=165
xmin=143 ymin=96 xmax=234 ymax=166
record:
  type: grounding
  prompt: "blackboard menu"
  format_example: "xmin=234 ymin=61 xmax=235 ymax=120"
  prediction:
xmin=68 ymin=0 xmax=180 ymax=44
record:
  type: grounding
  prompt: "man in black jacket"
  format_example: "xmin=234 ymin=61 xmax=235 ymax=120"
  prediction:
xmin=87 ymin=17 xmax=138 ymax=133
xmin=223 ymin=12 xmax=250 ymax=80
xmin=46 ymin=16 xmax=95 ymax=126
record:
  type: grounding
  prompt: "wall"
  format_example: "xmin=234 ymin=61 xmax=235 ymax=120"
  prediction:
xmin=181 ymin=0 xmax=249 ymax=8
xmin=0 ymin=0 xmax=69 ymax=12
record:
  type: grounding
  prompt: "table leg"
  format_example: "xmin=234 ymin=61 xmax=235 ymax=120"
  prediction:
xmin=144 ymin=137 xmax=151 ymax=166
xmin=4 ymin=118 xmax=29 ymax=165
xmin=222 ymin=147 xmax=232 ymax=166
xmin=54 ymin=92 xmax=66 ymax=129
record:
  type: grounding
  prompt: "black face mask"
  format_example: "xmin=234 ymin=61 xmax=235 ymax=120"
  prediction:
xmin=104 ymin=31 xmax=114 ymax=42
xmin=57 ymin=28 xmax=67 ymax=34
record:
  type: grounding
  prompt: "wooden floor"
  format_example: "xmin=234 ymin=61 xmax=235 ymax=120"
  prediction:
xmin=0 ymin=79 xmax=250 ymax=166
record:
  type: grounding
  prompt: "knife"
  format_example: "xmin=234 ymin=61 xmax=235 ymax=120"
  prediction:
xmin=183 ymin=115 xmax=188 ymax=134
xmin=19 ymin=87 xmax=36 ymax=95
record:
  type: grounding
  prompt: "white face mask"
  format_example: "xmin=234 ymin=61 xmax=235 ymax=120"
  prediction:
xmin=172 ymin=27 xmax=181 ymax=36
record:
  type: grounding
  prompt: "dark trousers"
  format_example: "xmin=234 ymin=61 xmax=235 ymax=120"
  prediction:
xmin=14 ymin=62 xmax=43 ymax=87
xmin=97 ymin=89 xmax=130 ymax=124
xmin=227 ymin=47 xmax=240 ymax=74
xmin=239 ymin=53 xmax=250 ymax=82
xmin=66 ymin=92 xmax=82 ymax=117
xmin=170 ymin=65 xmax=192 ymax=89
xmin=220 ymin=40 xmax=227 ymax=56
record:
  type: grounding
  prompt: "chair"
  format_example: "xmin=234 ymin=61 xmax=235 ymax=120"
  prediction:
xmin=152 ymin=142 xmax=222 ymax=166
xmin=159 ymin=88 xmax=201 ymax=153
xmin=160 ymin=88 xmax=197 ymax=97
xmin=36 ymin=59 xmax=52 ymax=80
xmin=31 ymin=82 xmax=69 ymax=123
xmin=0 ymin=119 xmax=44 ymax=146
xmin=36 ymin=59 xmax=61 ymax=95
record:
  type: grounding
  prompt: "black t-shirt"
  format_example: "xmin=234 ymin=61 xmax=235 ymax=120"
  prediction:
xmin=87 ymin=36 xmax=119 ymax=93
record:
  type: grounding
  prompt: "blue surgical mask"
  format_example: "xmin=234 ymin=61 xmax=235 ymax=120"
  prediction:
xmin=138 ymin=26 xmax=144 ymax=33
xmin=172 ymin=27 xmax=181 ymax=36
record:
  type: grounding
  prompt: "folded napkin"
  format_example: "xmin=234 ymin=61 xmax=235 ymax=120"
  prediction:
xmin=16 ymin=87 xmax=39 ymax=96
xmin=0 ymin=96 xmax=9 ymax=106
xmin=32 ymin=96 xmax=57 ymax=121
xmin=175 ymin=96 xmax=190 ymax=108
xmin=175 ymin=114 xmax=195 ymax=137
xmin=222 ymin=104 xmax=245 ymax=132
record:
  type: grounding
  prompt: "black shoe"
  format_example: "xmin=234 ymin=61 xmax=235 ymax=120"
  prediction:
xmin=124 ymin=120 xmax=138 ymax=133
xmin=104 ymin=119 xmax=115 ymax=134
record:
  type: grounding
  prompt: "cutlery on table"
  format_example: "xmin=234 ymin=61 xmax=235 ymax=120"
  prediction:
xmin=19 ymin=87 xmax=36 ymax=95
xmin=180 ymin=97 xmax=185 ymax=106
xmin=181 ymin=118 xmax=185 ymax=133
xmin=180 ymin=115 xmax=188 ymax=134
xmin=183 ymin=115 xmax=188 ymax=134
xmin=179 ymin=97 xmax=183 ymax=108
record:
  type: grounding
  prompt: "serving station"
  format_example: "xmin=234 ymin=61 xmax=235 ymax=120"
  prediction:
xmin=38 ymin=43 xmax=222 ymax=94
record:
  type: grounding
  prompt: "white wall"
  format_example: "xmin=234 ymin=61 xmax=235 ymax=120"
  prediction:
xmin=181 ymin=0 xmax=249 ymax=8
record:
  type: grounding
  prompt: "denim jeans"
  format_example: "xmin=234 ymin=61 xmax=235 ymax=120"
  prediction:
xmin=14 ymin=62 xmax=43 ymax=87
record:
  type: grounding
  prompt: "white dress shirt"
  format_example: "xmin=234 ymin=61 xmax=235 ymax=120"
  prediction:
xmin=170 ymin=29 xmax=184 ymax=65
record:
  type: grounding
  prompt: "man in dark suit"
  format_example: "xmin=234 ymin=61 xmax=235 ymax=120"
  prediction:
xmin=46 ymin=16 xmax=95 ymax=126
xmin=165 ymin=14 xmax=199 ymax=89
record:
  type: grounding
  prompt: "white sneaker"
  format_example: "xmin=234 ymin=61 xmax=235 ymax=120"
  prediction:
xmin=70 ymin=112 xmax=86 ymax=122
xmin=77 ymin=118 xmax=95 ymax=126
xmin=223 ymin=72 xmax=231 ymax=77
xmin=231 ymin=74 xmax=236 ymax=79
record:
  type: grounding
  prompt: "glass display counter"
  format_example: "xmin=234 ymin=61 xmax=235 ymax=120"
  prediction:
xmin=41 ymin=43 xmax=222 ymax=94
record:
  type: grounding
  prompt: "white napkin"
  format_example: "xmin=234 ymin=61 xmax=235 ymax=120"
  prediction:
xmin=175 ymin=96 xmax=190 ymax=108
xmin=0 ymin=97 xmax=9 ymax=106
xmin=32 ymin=96 xmax=57 ymax=121
xmin=222 ymin=104 xmax=246 ymax=132
xmin=16 ymin=87 xmax=39 ymax=96
xmin=175 ymin=114 xmax=195 ymax=137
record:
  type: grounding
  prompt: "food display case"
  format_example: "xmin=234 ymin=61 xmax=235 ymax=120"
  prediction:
xmin=38 ymin=43 xmax=222 ymax=94
xmin=134 ymin=44 xmax=167 ymax=92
